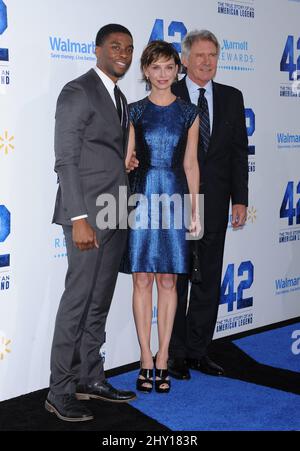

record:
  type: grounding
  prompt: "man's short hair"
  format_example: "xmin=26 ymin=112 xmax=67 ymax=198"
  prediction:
xmin=95 ymin=24 xmax=132 ymax=46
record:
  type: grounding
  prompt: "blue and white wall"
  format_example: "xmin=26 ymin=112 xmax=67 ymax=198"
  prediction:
xmin=0 ymin=0 xmax=300 ymax=400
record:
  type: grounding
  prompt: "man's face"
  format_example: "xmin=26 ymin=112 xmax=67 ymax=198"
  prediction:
xmin=95 ymin=32 xmax=134 ymax=82
xmin=183 ymin=39 xmax=218 ymax=87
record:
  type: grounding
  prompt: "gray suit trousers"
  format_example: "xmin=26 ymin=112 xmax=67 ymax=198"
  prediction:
xmin=50 ymin=226 xmax=127 ymax=394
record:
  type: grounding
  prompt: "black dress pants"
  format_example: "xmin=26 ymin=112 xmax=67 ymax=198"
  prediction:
xmin=169 ymin=230 xmax=226 ymax=359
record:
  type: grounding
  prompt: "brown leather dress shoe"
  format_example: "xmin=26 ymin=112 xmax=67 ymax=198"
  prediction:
xmin=45 ymin=391 xmax=94 ymax=422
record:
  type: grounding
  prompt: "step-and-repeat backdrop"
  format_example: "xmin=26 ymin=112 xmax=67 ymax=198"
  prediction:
xmin=1 ymin=0 xmax=300 ymax=400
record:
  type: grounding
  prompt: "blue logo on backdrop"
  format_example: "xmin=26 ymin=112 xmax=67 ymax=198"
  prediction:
xmin=245 ymin=108 xmax=256 ymax=172
xmin=217 ymin=1 xmax=255 ymax=19
xmin=0 ymin=204 xmax=10 ymax=292
xmin=53 ymin=236 xmax=67 ymax=259
xmin=216 ymin=260 xmax=254 ymax=333
xmin=291 ymin=331 xmax=300 ymax=356
xmin=219 ymin=39 xmax=254 ymax=72
xmin=280 ymin=36 xmax=300 ymax=98
xmin=149 ymin=19 xmax=187 ymax=53
xmin=277 ymin=131 xmax=300 ymax=150
xmin=49 ymin=36 xmax=96 ymax=62
xmin=279 ymin=181 xmax=300 ymax=243
xmin=0 ymin=0 xmax=8 ymax=62
xmin=275 ymin=274 xmax=300 ymax=296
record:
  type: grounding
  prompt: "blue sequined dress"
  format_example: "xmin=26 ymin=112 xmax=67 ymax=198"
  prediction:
xmin=121 ymin=97 xmax=198 ymax=274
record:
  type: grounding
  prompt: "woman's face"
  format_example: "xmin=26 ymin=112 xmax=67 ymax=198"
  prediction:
xmin=144 ymin=56 xmax=178 ymax=91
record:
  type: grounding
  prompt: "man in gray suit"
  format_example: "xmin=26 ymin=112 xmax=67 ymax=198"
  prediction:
xmin=46 ymin=24 xmax=137 ymax=422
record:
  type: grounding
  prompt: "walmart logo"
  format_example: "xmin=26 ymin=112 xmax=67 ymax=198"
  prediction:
xmin=246 ymin=206 xmax=257 ymax=224
xmin=0 ymin=332 xmax=11 ymax=360
xmin=0 ymin=130 xmax=14 ymax=155
xmin=277 ymin=132 xmax=300 ymax=150
xmin=49 ymin=36 xmax=96 ymax=62
xmin=275 ymin=275 xmax=300 ymax=295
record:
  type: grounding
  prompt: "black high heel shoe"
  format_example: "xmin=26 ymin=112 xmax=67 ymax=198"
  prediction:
xmin=155 ymin=368 xmax=171 ymax=394
xmin=136 ymin=368 xmax=154 ymax=393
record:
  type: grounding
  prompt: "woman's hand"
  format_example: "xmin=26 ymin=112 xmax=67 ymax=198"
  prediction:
xmin=126 ymin=149 xmax=139 ymax=173
xmin=189 ymin=213 xmax=202 ymax=238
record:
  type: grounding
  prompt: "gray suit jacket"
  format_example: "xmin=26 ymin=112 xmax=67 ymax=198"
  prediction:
xmin=52 ymin=69 xmax=129 ymax=228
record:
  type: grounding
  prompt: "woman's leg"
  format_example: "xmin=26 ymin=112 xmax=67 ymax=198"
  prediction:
xmin=132 ymin=272 xmax=155 ymax=370
xmin=155 ymin=273 xmax=178 ymax=374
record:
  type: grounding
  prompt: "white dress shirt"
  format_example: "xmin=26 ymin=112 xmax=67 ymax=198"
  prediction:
xmin=185 ymin=76 xmax=213 ymax=135
xmin=93 ymin=65 xmax=117 ymax=106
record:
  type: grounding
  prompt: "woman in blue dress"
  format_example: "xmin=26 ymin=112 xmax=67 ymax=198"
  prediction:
xmin=122 ymin=41 xmax=200 ymax=393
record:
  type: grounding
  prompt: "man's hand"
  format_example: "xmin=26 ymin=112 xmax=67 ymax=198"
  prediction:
xmin=126 ymin=150 xmax=139 ymax=173
xmin=72 ymin=218 xmax=99 ymax=251
xmin=231 ymin=204 xmax=247 ymax=228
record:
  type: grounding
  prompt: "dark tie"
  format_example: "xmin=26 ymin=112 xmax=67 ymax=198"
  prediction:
xmin=114 ymin=85 xmax=128 ymax=152
xmin=197 ymin=88 xmax=210 ymax=153
xmin=114 ymin=85 xmax=122 ymax=120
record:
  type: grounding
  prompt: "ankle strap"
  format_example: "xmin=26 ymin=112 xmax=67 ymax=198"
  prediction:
xmin=155 ymin=368 xmax=168 ymax=378
xmin=139 ymin=368 xmax=153 ymax=378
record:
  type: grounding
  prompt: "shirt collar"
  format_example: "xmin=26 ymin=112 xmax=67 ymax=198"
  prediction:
xmin=94 ymin=66 xmax=116 ymax=92
xmin=186 ymin=75 xmax=213 ymax=96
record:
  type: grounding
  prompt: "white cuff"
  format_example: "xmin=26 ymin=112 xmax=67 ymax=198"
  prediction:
xmin=71 ymin=214 xmax=88 ymax=221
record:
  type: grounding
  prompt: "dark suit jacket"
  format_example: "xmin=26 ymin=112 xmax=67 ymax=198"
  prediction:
xmin=172 ymin=77 xmax=248 ymax=232
xmin=52 ymin=69 xmax=129 ymax=228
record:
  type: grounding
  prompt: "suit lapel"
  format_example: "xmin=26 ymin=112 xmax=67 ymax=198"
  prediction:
xmin=88 ymin=69 xmax=128 ymax=159
xmin=173 ymin=76 xmax=191 ymax=102
xmin=207 ymin=81 xmax=221 ymax=156
xmin=89 ymin=69 xmax=123 ymax=132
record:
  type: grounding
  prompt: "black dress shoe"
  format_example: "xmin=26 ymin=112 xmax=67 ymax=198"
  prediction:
xmin=45 ymin=391 xmax=94 ymax=422
xmin=168 ymin=358 xmax=191 ymax=380
xmin=76 ymin=380 xmax=136 ymax=403
xmin=187 ymin=356 xmax=225 ymax=376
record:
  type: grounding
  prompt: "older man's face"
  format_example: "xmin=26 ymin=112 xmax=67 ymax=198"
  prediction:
xmin=183 ymin=39 xmax=218 ymax=87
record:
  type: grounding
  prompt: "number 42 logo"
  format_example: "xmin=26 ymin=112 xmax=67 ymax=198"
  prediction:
xmin=280 ymin=181 xmax=300 ymax=226
xmin=220 ymin=261 xmax=254 ymax=312
xmin=280 ymin=36 xmax=300 ymax=93
xmin=149 ymin=19 xmax=187 ymax=53
xmin=0 ymin=0 xmax=9 ymax=62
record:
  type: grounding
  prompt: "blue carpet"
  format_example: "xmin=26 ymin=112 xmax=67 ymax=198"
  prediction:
xmin=112 ymin=369 xmax=300 ymax=431
xmin=234 ymin=322 xmax=300 ymax=372
xmin=111 ymin=323 xmax=300 ymax=431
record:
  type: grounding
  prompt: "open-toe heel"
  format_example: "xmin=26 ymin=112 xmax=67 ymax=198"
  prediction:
xmin=136 ymin=368 xmax=153 ymax=393
xmin=155 ymin=368 xmax=171 ymax=393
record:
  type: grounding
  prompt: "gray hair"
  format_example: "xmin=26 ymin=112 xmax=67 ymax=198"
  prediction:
xmin=181 ymin=30 xmax=220 ymax=59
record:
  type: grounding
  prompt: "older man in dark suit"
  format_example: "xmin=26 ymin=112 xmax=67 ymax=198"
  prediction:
xmin=169 ymin=30 xmax=248 ymax=379
xmin=46 ymin=24 xmax=137 ymax=422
